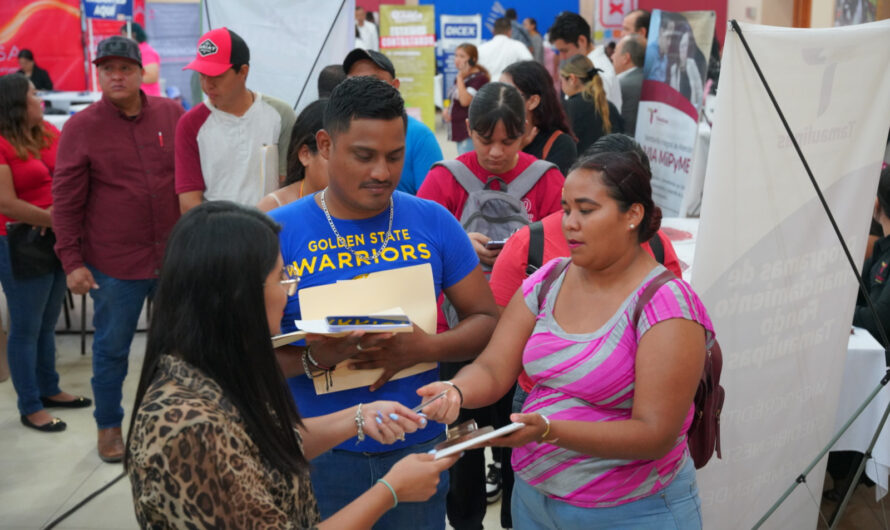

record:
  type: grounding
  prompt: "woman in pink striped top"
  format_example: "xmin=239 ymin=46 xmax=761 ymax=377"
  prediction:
xmin=420 ymin=150 xmax=714 ymax=529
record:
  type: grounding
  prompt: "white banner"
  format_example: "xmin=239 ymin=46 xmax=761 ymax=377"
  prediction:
xmin=693 ymin=20 xmax=890 ymax=529
xmin=439 ymin=14 xmax=482 ymax=100
xmin=202 ymin=0 xmax=354 ymax=111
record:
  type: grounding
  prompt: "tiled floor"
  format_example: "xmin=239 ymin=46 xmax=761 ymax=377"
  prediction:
xmin=817 ymin=476 xmax=890 ymax=530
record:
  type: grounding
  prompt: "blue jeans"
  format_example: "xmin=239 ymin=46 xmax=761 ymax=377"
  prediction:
xmin=0 ymin=236 xmax=67 ymax=416
xmin=456 ymin=138 xmax=474 ymax=155
xmin=512 ymin=457 xmax=702 ymax=530
xmin=88 ymin=266 xmax=155 ymax=429
xmin=513 ymin=384 xmax=529 ymax=414
xmin=310 ymin=433 xmax=449 ymax=529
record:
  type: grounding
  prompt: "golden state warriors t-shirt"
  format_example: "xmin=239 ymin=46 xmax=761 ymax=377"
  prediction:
xmin=268 ymin=190 xmax=478 ymax=452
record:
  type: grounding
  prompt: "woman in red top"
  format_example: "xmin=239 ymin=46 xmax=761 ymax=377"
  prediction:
xmin=0 ymin=74 xmax=91 ymax=433
xmin=419 ymin=82 xmax=564 ymax=268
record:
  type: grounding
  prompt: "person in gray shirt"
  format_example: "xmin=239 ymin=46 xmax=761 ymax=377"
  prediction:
xmin=523 ymin=17 xmax=545 ymax=64
xmin=612 ymin=34 xmax=646 ymax=136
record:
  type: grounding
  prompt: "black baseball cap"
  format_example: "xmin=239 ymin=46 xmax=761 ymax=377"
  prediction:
xmin=343 ymin=49 xmax=396 ymax=78
xmin=94 ymin=36 xmax=142 ymax=67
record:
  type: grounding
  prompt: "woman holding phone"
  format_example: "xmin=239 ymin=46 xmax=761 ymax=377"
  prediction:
xmin=419 ymin=151 xmax=713 ymax=529
xmin=443 ymin=43 xmax=490 ymax=155
xmin=419 ymin=82 xmax=564 ymax=268
xmin=125 ymin=201 xmax=457 ymax=528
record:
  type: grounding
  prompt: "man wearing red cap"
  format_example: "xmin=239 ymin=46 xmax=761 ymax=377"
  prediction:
xmin=175 ymin=27 xmax=296 ymax=212
xmin=52 ymin=35 xmax=184 ymax=462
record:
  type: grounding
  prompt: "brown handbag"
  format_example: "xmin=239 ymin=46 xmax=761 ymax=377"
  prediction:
xmin=632 ymin=270 xmax=724 ymax=469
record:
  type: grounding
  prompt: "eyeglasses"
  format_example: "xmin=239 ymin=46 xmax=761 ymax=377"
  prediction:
xmin=279 ymin=269 xmax=300 ymax=297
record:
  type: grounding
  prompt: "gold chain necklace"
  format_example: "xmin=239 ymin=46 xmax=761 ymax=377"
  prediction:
xmin=319 ymin=189 xmax=394 ymax=261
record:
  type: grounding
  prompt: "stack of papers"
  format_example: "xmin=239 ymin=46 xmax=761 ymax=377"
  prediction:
xmin=289 ymin=263 xmax=438 ymax=394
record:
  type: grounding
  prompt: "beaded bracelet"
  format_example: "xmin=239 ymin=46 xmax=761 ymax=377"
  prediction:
xmin=442 ymin=381 xmax=464 ymax=406
xmin=355 ymin=403 xmax=366 ymax=442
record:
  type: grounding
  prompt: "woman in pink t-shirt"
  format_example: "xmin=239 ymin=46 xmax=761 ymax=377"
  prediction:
xmin=121 ymin=23 xmax=161 ymax=97
xmin=420 ymin=150 xmax=714 ymax=528
xmin=0 ymin=74 xmax=92 ymax=433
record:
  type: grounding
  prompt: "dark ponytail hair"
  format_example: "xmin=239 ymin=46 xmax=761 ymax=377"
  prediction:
xmin=125 ymin=201 xmax=308 ymax=475
xmin=502 ymin=60 xmax=572 ymax=137
xmin=467 ymin=82 xmax=526 ymax=139
xmin=570 ymin=151 xmax=662 ymax=242
xmin=285 ymin=99 xmax=326 ymax=186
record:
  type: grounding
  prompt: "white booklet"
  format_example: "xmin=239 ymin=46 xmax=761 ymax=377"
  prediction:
xmin=432 ymin=422 xmax=526 ymax=460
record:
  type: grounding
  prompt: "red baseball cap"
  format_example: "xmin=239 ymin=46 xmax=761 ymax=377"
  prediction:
xmin=183 ymin=27 xmax=250 ymax=76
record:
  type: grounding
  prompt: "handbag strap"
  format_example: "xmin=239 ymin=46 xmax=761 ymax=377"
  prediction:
xmin=541 ymin=130 xmax=563 ymax=160
xmin=631 ymin=270 xmax=677 ymax=327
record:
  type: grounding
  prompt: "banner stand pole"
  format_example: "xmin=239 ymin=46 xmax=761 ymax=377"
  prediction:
xmin=292 ymin=0 xmax=348 ymax=111
xmin=726 ymin=19 xmax=890 ymax=529
xmin=80 ymin=1 xmax=90 ymax=90
xmin=88 ymin=18 xmax=97 ymax=91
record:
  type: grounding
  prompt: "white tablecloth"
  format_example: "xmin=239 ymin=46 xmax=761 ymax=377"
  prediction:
xmin=833 ymin=327 xmax=890 ymax=499
xmin=38 ymin=91 xmax=100 ymax=112
xmin=43 ymin=114 xmax=70 ymax=130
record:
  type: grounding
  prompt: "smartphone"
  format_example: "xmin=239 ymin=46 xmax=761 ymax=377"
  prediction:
xmin=432 ymin=422 xmax=526 ymax=459
xmin=485 ymin=240 xmax=507 ymax=250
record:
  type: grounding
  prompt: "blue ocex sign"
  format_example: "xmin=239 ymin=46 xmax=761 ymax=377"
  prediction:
xmin=444 ymin=23 xmax=478 ymax=38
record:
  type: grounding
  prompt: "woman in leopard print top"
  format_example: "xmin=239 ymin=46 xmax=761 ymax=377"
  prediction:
xmin=125 ymin=202 xmax=457 ymax=529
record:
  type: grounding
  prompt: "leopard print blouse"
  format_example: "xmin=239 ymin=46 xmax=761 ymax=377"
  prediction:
xmin=127 ymin=355 xmax=320 ymax=529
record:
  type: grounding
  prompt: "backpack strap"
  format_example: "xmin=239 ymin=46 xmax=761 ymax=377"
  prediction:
xmin=541 ymin=130 xmax=563 ymax=160
xmin=536 ymin=257 xmax=570 ymax=311
xmin=432 ymin=160 xmax=483 ymax=194
xmin=503 ymin=160 xmax=557 ymax=201
xmin=631 ymin=270 xmax=677 ymax=327
xmin=526 ymin=220 xmax=545 ymax=275
xmin=648 ymin=232 xmax=665 ymax=265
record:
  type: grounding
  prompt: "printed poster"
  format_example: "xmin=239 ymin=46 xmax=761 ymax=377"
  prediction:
xmin=636 ymin=9 xmax=715 ymax=217
xmin=380 ymin=4 xmax=437 ymax=130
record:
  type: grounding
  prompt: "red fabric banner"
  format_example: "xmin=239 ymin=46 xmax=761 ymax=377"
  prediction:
xmin=0 ymin=0 xmax=86 ymax=90
xmin=0 ymin=0 xmax=145 ymax=91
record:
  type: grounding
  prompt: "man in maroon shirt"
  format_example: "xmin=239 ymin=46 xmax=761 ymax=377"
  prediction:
xmin=52 ymin=36 xmax=183 ymax=463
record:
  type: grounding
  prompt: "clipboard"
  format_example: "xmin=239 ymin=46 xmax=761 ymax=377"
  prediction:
xmin=298 ymin=263 xmax=438 ymax=394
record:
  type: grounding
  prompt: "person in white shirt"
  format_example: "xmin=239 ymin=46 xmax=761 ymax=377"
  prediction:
xmin=478 ymin=17 xmax=533 ymax=82
xmin=355 ymin=6 xmax=379 ymax=52
xmin=547 ymin=12 xmax=622 ymax=111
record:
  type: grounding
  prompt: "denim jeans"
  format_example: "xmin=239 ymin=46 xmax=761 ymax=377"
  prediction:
xmin=512 ymin=457 xmax=702 ymax=530
xmin=88 ymin=266 xmax=155 ymax=429
xmin=0 ymin=236 xmax=66 ymax=415
xmin=310 ymin=432 xmax=449 ymax=529
xmin=456 ymin=138 xmax=474 ymax=155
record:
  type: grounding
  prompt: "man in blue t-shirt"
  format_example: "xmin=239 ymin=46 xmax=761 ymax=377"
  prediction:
xmin=270 ymin=76 xmax=497 ymax=530
xmin=342 ymin=48 xmax=443 ymax=195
